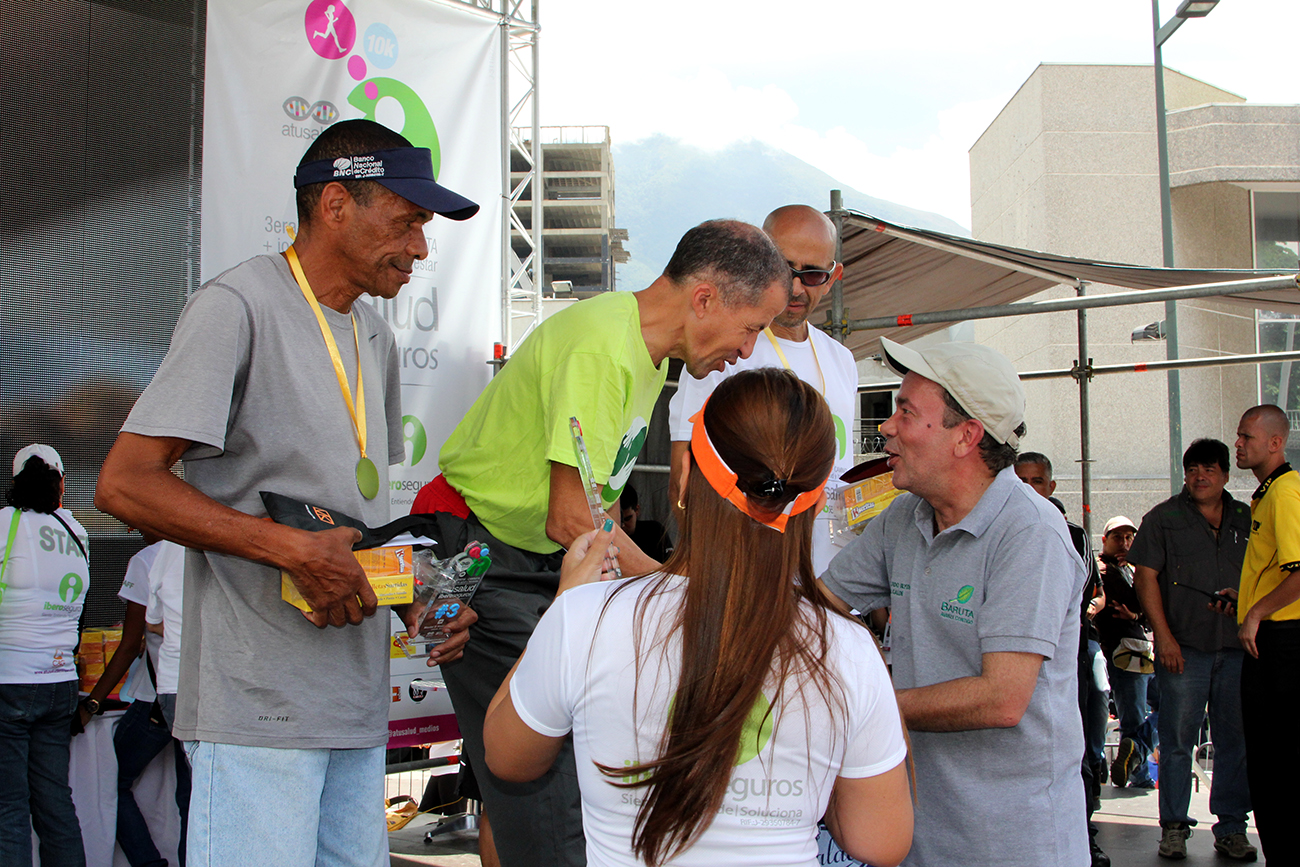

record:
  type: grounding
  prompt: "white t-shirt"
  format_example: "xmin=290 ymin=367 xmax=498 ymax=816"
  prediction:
xmin=511 ymin=575 xmax=906 ymax=867
xmin=668 ymin=328 xmax=859 ymax=573
xmin=118 ymin=542 xmax=162 ymax=704
xmin=0 ymin=507 xmax=89 ymax=683
xmin=144 ymin=541 xmax=185 ymax=695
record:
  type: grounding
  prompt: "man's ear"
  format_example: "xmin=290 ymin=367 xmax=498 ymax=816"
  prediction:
xmin=689 ymin=281 xmax=718 ymax=319
xmin=831 ymin=262 xmax=844 ymax=284
xmin=952 ymin=419 xmax=985 ymax=458
xmin=1048 ymin=479 xmax=1058 ymax=496
xmin=317 ymin=181 xmax=352 ymax=228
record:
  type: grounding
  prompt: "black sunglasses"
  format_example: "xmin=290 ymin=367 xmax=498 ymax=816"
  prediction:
xmin=790 ymin=265 xmax=836 ymax=287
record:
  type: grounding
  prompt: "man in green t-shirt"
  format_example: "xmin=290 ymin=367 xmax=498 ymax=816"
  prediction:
xmin=413 ymin=219 xmax=789 ymax=867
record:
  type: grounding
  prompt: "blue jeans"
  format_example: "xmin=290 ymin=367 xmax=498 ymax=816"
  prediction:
xmin=0 ymin=680 xmax=85 ymax=867
xmin=1083 ymin=640 xmax=1109 ymax=768
xmin=114 ymin=700 xmax=191 ymax=867
xmin=1155 ymin=647 xmax=1249 ymax=836
xmin=1108 ymin=663 xmax=1157 ymax=784
xmin=185 ymin=741 xmax=386 ymax=867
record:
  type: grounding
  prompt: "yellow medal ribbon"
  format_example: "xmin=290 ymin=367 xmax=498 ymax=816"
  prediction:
xmin=284 ymin=246 xmax=378 ymax=499
xmin=763 ymin=327 xmax=825 ymax=395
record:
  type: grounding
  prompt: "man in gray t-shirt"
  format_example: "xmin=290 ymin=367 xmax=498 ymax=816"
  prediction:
xmin=819 ymin=338 xmax=1087 ymax=867
xmin=95 ymin=120 xmax=479 ymax=867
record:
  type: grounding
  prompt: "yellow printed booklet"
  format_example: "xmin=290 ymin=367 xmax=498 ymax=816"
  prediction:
xmin=840 ymin=458 xmax=903 ymax=531
xmin=281 ymin=544 xmax=415 ymax=612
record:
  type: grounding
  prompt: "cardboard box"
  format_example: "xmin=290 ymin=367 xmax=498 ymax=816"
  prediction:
xmin=842 ymin=471 xmax=903 ymax=529
xmin=281 ymin=544 xmax=415 ymax=613
xmin=78 ymin=648 xmax=105 ymax=665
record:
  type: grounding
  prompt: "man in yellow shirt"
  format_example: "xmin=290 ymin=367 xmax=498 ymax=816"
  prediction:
xmin=1225 ymin=404 xmax=1300 ymax=863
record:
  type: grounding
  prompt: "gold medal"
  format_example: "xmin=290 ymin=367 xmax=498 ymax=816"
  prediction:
xmin=356 ymin=457 xmax=380 ymax=501
xmin=285 ymin=247 xmax=378 ymax=500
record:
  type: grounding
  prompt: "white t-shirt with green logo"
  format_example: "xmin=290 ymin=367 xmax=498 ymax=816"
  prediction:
xmin=668 ymin=327 xmax=859 ymax=574
xmin=0 ymin=507 xmax=89 ymax=683
xmin=441 ymin=291 xmax=667 ymax=555
xmin=510 ymin=574 xmax=907 ymax=867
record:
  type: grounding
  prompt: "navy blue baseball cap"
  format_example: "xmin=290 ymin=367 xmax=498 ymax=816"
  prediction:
xmin=294 ymin=147 xmax=479 ymax=221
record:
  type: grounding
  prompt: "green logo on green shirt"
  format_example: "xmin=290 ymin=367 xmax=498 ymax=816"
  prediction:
xmin=602 ymin=417 xmax=648 ymax=502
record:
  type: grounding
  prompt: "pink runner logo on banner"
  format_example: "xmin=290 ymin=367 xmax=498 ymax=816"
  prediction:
xmin=304 ymin=0 xmax=356 ymax=60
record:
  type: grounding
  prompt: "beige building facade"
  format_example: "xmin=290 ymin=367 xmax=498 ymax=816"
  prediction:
xmin=967 ymin=64 xmax=1300 ymax=529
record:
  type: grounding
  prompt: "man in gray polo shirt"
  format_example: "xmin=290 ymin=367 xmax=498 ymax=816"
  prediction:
xmin=820 ymin=338 xmax=1087 ymax=867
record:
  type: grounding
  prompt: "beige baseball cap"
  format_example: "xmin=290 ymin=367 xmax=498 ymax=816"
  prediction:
xmin=12 ymin=444 xmax=64 ymax=478
xmin=1103 ymin=515 xmax=1138 ymax=536
xmin=880 ymin=337 xmax=1026 ymax=448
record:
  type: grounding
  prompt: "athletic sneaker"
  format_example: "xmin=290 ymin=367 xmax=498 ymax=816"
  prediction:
xmin=1213 ymin=832 xmax=1258 ymax=861
xmin=1159 ymin=823 xmax=1192 ymax=859
xmin=1112 ymin=737 xmax=1138 ymax=788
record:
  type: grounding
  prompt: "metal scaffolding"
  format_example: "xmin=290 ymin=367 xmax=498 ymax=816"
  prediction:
xmin=447 ymin=0 xmax=543 ymax=354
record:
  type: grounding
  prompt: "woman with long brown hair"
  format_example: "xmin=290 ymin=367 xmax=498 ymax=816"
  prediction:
xmin=483 ymin=368 xmax=911 ymax=867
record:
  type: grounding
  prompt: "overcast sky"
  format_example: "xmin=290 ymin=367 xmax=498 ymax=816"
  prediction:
xmin=537 ymin=0 xmax=1296 ymax=228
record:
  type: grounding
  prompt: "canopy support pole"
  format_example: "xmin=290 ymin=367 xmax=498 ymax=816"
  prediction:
xmin=1074 ymin=283 xmax=1094 ymax=536
xmin=838 ymin=274 xmax=1299 ymax=336
xmin=829 ymin=189 xmax=847 ymax=345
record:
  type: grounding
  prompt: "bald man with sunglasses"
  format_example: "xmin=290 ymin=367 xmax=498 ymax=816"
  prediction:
xmin=668 ymin=204 xmax=858 ymax=573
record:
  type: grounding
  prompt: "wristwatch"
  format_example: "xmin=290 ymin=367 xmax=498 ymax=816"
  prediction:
xmin=81 ymin=697 xmax=101 ymax=715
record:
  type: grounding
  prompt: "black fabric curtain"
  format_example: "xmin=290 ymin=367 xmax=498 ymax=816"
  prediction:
xmin=1 ymin=0 xmax=206 ymax=626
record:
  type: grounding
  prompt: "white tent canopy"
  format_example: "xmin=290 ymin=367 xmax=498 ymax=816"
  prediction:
xmin=819 ymin=210 xmax=1300 ymax=359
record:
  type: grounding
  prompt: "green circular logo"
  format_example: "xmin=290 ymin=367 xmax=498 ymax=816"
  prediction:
xmin=734 ymin=693 xmax=775 ymax=766
xmin=834 ymin=415 xmax=847 ymax=459
xmin=59 ymin=572 xmax=84 ymax=604
xmin=403 ymin=415 xmax=428 ymax=466
xmin=347 ymin=78 xmax=441 ymax=176
xmin=955 ymin=585 xmax=974 ymax=604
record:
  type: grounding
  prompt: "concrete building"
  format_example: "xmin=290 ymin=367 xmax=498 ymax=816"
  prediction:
xmin=968 ymin=64 xmax=1300 ymax=525
xmin=511 ymin=125 xmax=628 ymax=299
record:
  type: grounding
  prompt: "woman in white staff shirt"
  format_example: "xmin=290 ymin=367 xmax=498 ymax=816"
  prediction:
xmin=482 ymin=369 xmax=912 ymax=867
xmin=0 ymin=445 xmax=89 ymax=866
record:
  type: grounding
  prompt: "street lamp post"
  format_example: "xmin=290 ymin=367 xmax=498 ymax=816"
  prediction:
xmin=1152 ymin=0 xmax=1218 ymax=495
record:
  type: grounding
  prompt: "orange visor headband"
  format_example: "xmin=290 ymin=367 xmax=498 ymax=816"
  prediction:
xmin=688 ymin=403 xmax=827 ymax=533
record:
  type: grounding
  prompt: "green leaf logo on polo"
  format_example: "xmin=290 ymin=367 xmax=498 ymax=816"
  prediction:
xmin=59 ymin=572 xmax=84 ymax=604
xmin=834 ymin=415 xmax=847 ymax=459
xmin=735 ymin=692 xmax=775 ymax=766
xmin=402 ymin=415 xmax=428 ymax=466
xmin=347 ymin=78 xmax=441 ymax=175
xmin=940 ymin=585 xmax=976 ymax=624
xmin=601 ymin=417 xmax=648 ymax=502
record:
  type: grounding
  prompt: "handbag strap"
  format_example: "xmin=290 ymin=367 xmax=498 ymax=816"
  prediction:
xmin=0 ymin=509 xmax=21 ymax=606
xmin=49 ymin=510 xmax=88 ymax=561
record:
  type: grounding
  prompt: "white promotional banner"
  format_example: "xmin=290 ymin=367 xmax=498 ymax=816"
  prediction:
xmin=202 ymin=0 xmax=503 ymax=745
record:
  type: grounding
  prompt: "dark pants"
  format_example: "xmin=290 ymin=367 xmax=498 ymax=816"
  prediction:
xmin=0 ymin=680 xmax=85 ymax=867
xmin=1078 ymin=635 xmax=1108 ymax=821
xmin=430 ymin=510 xmax=585 ymax=867
xmin=1241 ymin=620 xmax=1300 ymax=862
xmin=114 ymin=698 xmax=191 ymax=867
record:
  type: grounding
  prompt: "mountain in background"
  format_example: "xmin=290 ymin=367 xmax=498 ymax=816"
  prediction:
xmin=611 ymin=135 xmax=970 ymax=289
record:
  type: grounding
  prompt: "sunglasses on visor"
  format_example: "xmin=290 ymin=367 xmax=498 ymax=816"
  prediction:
xmin=790 ymin=265 xmax=836 ymax=287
